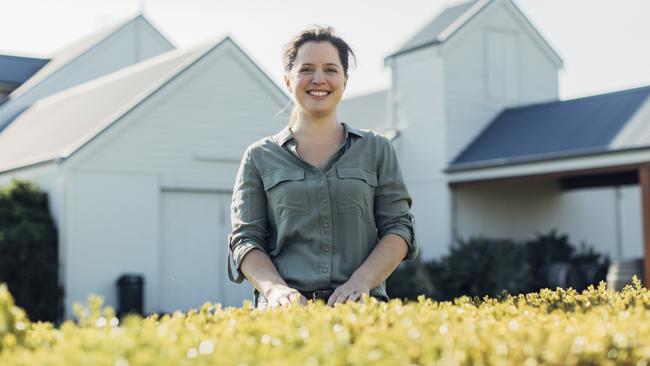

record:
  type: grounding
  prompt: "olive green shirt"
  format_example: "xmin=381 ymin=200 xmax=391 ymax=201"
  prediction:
xmin=228 ymin=123 xmax=418 ymax=300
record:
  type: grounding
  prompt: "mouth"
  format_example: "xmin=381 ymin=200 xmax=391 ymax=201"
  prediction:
xmin=307 ymin=90 xmax=331 ymax=97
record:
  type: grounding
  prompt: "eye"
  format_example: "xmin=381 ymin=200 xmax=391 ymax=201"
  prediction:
xmin=299 ymin=67 xmax=313 ymax=73
xmin=326 ymin=68 xmax=338 ymax=73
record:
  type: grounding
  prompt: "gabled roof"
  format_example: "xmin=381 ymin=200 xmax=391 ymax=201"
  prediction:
xmin=0 ymin=14 xmax=174 ymax=132
xmin=394 ymin=1 xmax=480 ymax=55
xmin=0 ymin=54 xmax=49 ymax=86
xmin=386 ymin=0 xmax=562 ymax=64
xmin=10 ymin=14 xmax=172 ymax=99
xmin=0 ymin=43 xmax=210 ymax=172
xmin=448 ymin=86 xmax=650 ymax=171
xmin=0 ymin=37 xmax=288 ymax=173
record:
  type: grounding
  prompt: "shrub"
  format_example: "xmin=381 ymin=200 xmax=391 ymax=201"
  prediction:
xmin=389 ymin=231 xmax=609 ymax=301
xmin=424 ymin=237 xmax=531 ymax=301
xmin=525 ymin=230 xmax=610 ymax=292
xmin=386 ymin=258 xmax=434 ymax=300
xmin=0 ymin=180 xmax=62 ymax=322
xmin=2 ymin=279 xmax=650 ymax=365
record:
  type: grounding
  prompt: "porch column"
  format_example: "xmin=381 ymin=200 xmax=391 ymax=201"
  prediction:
xmin=640 ymin=165 xmax=650 ymax=287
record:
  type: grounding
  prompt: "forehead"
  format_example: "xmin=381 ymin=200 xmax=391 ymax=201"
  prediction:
xmin=295 ymin=41 xmax=341 ymax=65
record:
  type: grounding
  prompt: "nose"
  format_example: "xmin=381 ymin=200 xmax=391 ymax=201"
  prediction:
xmin=312 ymin=70 xmax=326 ymax=85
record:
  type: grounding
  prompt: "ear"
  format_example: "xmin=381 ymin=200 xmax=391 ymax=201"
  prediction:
xmin=344 ymin=75 xmax=348 ymax=89
xmin=284 ymin=74 xmax=292 ymax=93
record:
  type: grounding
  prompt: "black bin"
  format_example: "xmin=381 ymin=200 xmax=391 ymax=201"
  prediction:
xmin=116 ymin=274 xmax=144 ymax=317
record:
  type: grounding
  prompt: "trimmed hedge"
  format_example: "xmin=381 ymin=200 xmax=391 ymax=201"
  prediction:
xmin=2 ymin=279 xmax=650 ymax=365
xmin=0 ymin=180 xmax=62 ymax=322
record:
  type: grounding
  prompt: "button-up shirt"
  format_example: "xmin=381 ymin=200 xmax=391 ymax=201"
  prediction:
xmin=228 ymin=123 xmax=418 ymax=300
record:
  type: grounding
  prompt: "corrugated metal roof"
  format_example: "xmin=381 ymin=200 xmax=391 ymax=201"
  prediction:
xmin=0 ymin=42 xmax=214 ymax=172
xmin=0 ymin=54 xmax=49 ymax=86
xmin=449 ymin=86 xmax=650 ymax=170
xmin=395 ymin=1 xmax=479 ymax=53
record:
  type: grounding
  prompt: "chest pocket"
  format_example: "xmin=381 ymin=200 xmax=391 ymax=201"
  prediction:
xmin=262 ymin=169 xmax=309 ymax=223
xmin=337 ymin=167 xmax=377 ymax=222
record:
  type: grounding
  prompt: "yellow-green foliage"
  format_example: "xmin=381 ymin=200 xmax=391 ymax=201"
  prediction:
xmin=2 ymin=279 xmax=650 ymax=365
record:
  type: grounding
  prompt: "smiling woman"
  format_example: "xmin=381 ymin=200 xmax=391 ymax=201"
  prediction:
xmin=228 ymin=25 xmax=418 ymax=310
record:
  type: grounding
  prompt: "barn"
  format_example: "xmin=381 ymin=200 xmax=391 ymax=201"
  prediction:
xmin=0 ymin=16 xmax=289 ymax=317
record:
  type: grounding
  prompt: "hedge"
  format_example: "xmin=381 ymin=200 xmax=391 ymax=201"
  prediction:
xmin=2 ymin=278 xmax=650 ymax=365
xmin=0 ymin=180 xmax=62 ymax=322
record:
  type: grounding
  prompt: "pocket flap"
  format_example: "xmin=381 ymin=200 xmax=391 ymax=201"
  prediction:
xmin=262 ymin=169 xmax=305 ymax=191
xmin=337 ymin=167 xmax=377 ymax=186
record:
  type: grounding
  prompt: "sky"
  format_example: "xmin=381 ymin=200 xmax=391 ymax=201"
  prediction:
xmin=1 ymin=0 xmax=650 ymax=100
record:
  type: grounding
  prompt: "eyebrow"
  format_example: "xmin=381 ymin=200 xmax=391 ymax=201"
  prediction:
xmin=300 ymin=63 xmax=341 ymax=68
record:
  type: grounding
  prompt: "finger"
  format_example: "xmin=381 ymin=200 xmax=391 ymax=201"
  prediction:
xmin=288 ymin=293 xmax=306 ymax=307
xmin=278 ymin=296 xmax=292 ymax=308
xmin=327 ymin=291 xmax=341 ymax=307
xmin=288 ymin=292 xmax=301 ymax=303
xmin=298 ymin=295 xmax=308 ymax=306
xmin=334 ymin=292 xmax=350 ymax=305
xmin=348 ymin=290 xmax=361 ymax=302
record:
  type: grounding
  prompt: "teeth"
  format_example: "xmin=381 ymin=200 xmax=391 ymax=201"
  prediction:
xmin=308 ymin=91 xmax=329 ymax=96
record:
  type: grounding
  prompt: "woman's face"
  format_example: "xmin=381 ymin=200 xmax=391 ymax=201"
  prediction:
xmin=284 ymin=41 xmax=347 ymax=119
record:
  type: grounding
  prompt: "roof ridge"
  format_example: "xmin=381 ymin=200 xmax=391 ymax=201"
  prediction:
xmin=9 ymin=14 xmax=166 ymax=99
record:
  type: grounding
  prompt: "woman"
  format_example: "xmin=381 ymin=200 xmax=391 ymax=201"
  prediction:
xmin=228 ymin=26 xmax=418 ymax=309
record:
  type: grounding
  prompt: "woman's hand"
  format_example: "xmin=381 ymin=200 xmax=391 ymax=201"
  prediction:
xmin=265 ymin=285 xmax=307 ymax=309
xmin=326 ymin=277 xmax=371 ymax=307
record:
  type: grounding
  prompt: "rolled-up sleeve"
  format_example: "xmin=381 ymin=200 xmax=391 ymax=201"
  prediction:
xmin=374 ymin=138 xmax=419 ymax=260
xmin=228 ymin=147 xmax=269 ymax=282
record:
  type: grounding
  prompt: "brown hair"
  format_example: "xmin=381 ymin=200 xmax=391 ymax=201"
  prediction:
xmin=282 ymin=25 xmax=356 ymax=127
xmin=283 ymin=25 xmax=356 ymax=77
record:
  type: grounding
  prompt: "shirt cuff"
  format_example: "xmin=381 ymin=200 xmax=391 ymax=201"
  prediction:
xmin=231 ymin=241 xmax=267 ymax=271
xmin=382 ymin=222 xmax=418 ymax=261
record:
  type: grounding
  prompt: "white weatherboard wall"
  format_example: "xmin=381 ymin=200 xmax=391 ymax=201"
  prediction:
xmin=442 ymin=0 xmax=559 ymax=163
xmin=63 ymin=41 xmax=286 ymax=314
xmin=455 ymin=181 xmax=644 ymax=262
xmin=388 ymin=0 xmax=560 ymax=258
xmin=65 ymin=173 xmax=159 ymax=316
xmin=389 ymin=47 xmax=448 ymax=258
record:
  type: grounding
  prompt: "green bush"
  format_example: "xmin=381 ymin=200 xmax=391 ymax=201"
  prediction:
xmin=0 ymin=180 xmax=62 ymax=322
xmin=424 ymin=237 xmax=531 ymax=301
xmin=386 ymin=258 xmax=434 ymax=300
xmin=388 ymin=231 xmax=609 ymax=301
xmin=525 ymin=230 xmax=610 ymax=292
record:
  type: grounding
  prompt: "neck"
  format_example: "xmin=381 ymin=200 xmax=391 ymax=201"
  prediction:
xmin=291 ymin=111 xmax=340 ymax=138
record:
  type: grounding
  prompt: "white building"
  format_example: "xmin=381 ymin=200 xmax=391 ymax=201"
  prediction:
xmin=340 ymin=0 xmax=650 ymax=278
xmin=0 ymin=16 xmax=289 ymax=317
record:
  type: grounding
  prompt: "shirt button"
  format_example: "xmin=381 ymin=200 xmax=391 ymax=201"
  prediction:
xmin=323 ymin=246 xmax=329 ymax=252
xmin=321 ymin=268 xmax=328 ymax=273
xmin=322 ymin=198 xmax=327 ymax=203
xmin=323 ymin=223 xmax=329 ymax=228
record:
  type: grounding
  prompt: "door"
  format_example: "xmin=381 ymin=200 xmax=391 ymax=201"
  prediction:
xmin=160 ymin=190 xmax=253 ymax=312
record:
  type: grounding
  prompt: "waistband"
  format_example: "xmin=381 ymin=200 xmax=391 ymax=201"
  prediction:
xmin=253 ymin=289 xmax=388 ymax=308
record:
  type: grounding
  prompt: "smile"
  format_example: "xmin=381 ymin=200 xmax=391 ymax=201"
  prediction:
xmin=307 ymin=90 xmax=330 ymax=97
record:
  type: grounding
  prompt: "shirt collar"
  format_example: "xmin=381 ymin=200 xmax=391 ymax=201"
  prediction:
xmin=273 ymin=122 xmax=364 ymax=147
